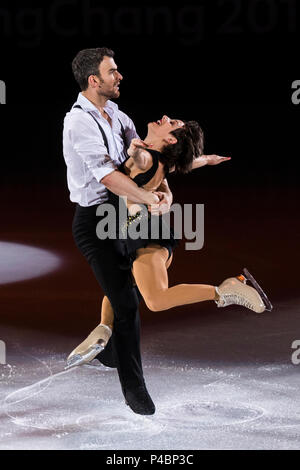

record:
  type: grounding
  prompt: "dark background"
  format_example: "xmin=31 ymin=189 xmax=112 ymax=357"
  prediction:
xmin=0 ymin=0 xmax=299 ymax=333
xmin=0 ymin=0 xmax=299 ymax=185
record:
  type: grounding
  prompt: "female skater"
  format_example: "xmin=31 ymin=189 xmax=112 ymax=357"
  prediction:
xmin=66 ymin=115 xmax=272 ymax=368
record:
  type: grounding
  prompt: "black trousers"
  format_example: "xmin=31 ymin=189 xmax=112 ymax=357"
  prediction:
xmin=72 ymin=203 xmax=145 ymax=392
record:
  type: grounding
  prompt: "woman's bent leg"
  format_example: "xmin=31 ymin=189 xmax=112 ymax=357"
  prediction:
xmin=132 ymin=244 xmax=216 ymax=312
xmin=99 ymin=250 xmax=173 ymax=326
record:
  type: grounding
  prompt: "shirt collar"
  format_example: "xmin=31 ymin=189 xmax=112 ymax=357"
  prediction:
xmin=75 ymin=93 xmax=119 ymax=117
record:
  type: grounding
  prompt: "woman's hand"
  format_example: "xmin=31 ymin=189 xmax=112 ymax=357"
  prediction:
xmin=148 ymin=191 xmax=171 ymax=216
xmin=127 ymin=138 xmax=152 ymax=157
xmin=141 ymin=189 xmax=160 ymax=206
xmin=192 ymin=154 xmax=231 ymax=170
xmin=203 ymin=154 xmax=231 ymax=165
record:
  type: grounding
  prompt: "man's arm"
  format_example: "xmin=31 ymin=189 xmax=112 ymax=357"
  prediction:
xmin=68 ymin=117 xmax=159 ymax=206
xmin=101 ymin=170 xmax=159 ymax=205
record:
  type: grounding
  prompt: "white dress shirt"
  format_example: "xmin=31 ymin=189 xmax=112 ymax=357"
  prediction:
xmin=63 ymin=93 xmax=138 ymax=207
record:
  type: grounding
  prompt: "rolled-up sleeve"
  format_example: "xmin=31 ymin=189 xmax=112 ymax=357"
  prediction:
xmin=69 ymin=116 xmax=117 ymax=182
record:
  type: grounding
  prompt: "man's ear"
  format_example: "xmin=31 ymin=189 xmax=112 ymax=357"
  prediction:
xmin=88 ymin=75 xmax=100 ymax=89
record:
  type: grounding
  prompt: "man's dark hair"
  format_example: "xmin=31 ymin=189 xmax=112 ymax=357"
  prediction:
xmin=72 ymin=47 xmax=115 ymax=91
xmin=160 ymin=121 xmax=204 ymax=174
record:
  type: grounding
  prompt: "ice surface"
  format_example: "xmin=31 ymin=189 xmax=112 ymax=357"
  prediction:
xmin=1 ymin=304 xmax=300 ymax=450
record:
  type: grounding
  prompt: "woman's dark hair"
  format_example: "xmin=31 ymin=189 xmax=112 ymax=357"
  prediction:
xmin=160 ymin=121 xmax=204 ymax=174
xmin=72 ymin=47 xmax=115 ymax=91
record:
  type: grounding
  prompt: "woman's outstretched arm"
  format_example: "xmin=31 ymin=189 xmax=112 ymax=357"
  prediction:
xmin=168 ymin=154 xmax=231 ymax=173
xmin=192 ymin=154 xmax=231 ymax=169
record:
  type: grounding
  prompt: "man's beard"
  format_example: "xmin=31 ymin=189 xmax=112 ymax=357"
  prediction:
xmin=111 ymin=83 xmax=120 ymax=98
xmin=99 ymin=87 xmax=120 ymax=99
xmin=111 ymin=88 xmax=120 ymax=98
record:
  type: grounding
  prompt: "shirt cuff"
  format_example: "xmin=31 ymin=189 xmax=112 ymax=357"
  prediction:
xmin=91 ymin=167 xmax=116 ymax=183
xmin=91 ymin=165 xmax=116 ymax=183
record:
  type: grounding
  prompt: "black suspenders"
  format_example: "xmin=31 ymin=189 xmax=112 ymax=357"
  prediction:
xmin=73 ymin=104 xmax=128 ymax=153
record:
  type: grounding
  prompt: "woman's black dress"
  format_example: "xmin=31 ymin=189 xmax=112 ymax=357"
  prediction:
xmin=108 ymin=149 xmax=179 ymax=269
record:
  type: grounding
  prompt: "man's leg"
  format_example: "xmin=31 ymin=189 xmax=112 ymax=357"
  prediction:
xmin=68 ymin=289 xmax=143 ymax=369
xmin=72 ymin=206 xmax=154 ymax=414
xmin=89 ymin=251 xmax=143 ymax=388
xmin=87 ymin=248 xmax=155 ymax=414
xmin=96 ymin=285 xmax=143 ymax=368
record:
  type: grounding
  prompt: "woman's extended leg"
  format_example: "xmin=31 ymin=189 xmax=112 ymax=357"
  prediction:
xmin=68 ymin=243 xmax=269 ymax=368
xmin=132 ymin=244 xmax=216 ymax=312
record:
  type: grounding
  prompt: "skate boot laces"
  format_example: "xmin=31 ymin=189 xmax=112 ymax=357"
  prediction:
xmin=216 ymin=290 xmax=255 ymax=310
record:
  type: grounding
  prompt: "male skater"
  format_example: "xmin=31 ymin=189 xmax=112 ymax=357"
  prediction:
xmin=63 ymin=47 xmax=172 ymax=415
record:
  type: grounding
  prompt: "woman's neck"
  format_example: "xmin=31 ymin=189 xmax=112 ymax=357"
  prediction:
xmin=143 ymin=137 xmax=163 ymax=152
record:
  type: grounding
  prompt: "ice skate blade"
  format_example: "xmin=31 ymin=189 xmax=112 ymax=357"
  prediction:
xmin=65 ymin=344 xmax=104 ymax=370
xmin=242 ymin=268 xmax=273 ymax=311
